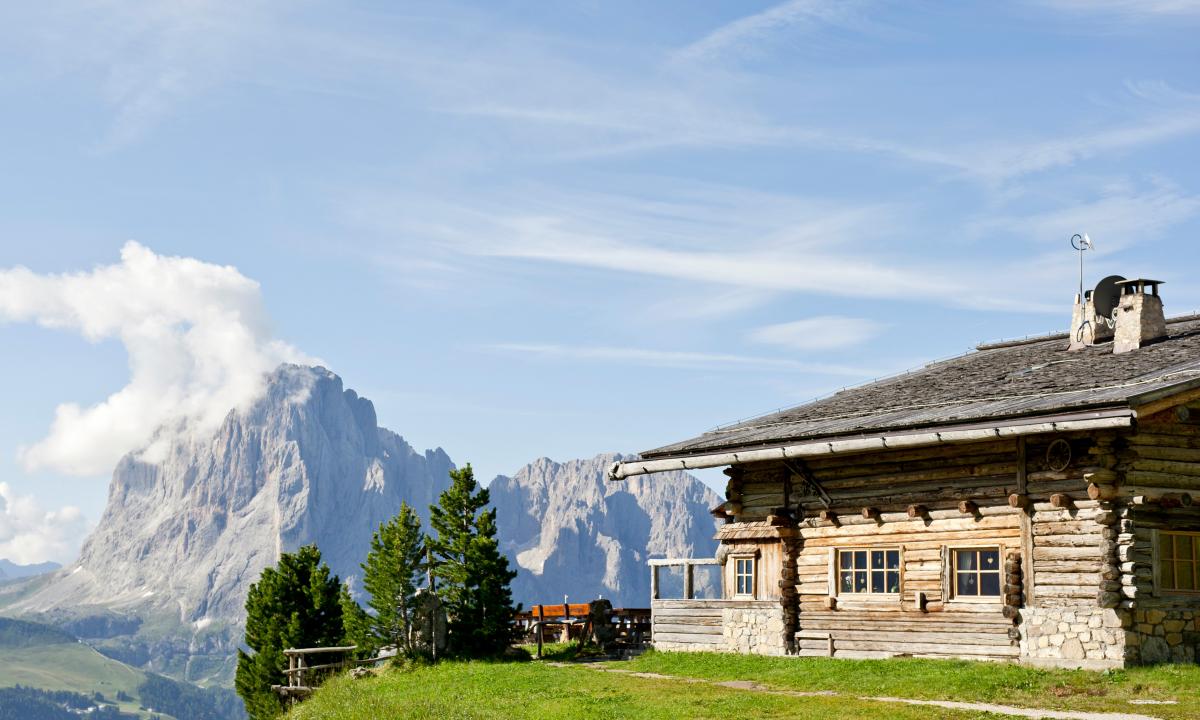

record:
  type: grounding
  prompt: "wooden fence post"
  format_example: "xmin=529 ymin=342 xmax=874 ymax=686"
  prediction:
xmin=536 ymin=605 xmax=544 ymax=659
xmin=684 ymin=564 xmax=694 ymax=600
xmin=650 ymin=565 xmax=660 ymax=600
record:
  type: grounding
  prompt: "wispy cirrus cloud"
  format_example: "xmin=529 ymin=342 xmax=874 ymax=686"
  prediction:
xmin=1038 ymin=0 xmax=1200 ymax=19
xmin=481 ymin=342 xmax=880 ymax=377
xmin=749 ymin=316 xmax=884 ymax=351
xmin=5 ymin=1 xmax=292 ymax=149
xmin=674 ymin=0 xmax=876 ymax=64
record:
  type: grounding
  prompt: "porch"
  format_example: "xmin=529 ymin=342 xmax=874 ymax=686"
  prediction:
xmin=649 ymin=558 xmax=787 ymax=654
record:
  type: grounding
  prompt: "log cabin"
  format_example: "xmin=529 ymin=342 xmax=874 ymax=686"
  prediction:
xmin=611 ymin=279 xmax=1200 ymax=668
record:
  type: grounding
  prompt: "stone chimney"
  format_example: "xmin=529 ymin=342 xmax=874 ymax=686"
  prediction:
xmin=1068 ymin=291 xmax=1115 ymax=351
xmin=1112 ymin=279 xmax=1166 ymax=354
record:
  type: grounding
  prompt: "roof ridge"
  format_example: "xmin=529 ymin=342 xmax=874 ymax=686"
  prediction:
xmin=975 ymin=312 xmax=1200 ymax=352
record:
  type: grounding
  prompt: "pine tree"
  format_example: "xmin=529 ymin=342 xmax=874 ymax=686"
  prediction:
xmin=339 ymin=584 xmax=371 ymax=659
xmin=428 ymin=464 xmax=519 ymax=657
xmin=359 ymin=503 xmax=426 ymax=658
xmin=235 ymin=545 xmax=346 ymax=720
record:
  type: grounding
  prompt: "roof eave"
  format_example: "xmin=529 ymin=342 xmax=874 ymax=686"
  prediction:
xmin=608 ymin=409 xmax=1134 ymax=482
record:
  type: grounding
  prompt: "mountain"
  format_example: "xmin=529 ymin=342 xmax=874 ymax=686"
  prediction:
xmin=0 ymin=617 xmax=243 ymax=719
xmin=0 ymin=365 xmax=454 ymax=685
xmin=0 ymin=559 xmax=60 ymax=580
xmin=0 ymin=364 xmax=722 ymax=699
xmin=491 ymin=454 xmax=721 ymax=607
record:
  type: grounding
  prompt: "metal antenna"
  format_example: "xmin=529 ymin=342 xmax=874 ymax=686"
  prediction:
xmin=1070 ymin=233 xmax=1093 ymax=342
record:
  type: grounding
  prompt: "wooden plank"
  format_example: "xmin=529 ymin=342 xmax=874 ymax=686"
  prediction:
xmin=807 ymin=638 xmax=1018 ymax=657
xmin=651 ymin=623 xmax=723 ymax=635
xmin=649 ymin=611 xmax=723 ymax=623
xmin=652 ymin=632 xmax=726 ymax=645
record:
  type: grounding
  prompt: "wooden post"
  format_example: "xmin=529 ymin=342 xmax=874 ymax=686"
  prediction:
xmin=650 ymin=565 xmax=660 ymax=600
xmin=1016 ymin=437 xmax=1034 ymax=606
xmin=684 ymin=564 xmax=694 ymax=600
xmin=536 ymin=605 xmax=544 ymax=659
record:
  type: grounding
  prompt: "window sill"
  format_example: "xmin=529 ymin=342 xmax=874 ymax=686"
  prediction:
xmin=945 ymin=598 xmax=1003 ymax=609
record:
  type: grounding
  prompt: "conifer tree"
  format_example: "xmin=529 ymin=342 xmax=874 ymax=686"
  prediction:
xmin=428 ymin=464 xmax=518 ymax=657
xmin=359 ymin=502 xmax=426 ymax=658
xmin=339 ymin=584 xmax=371 ymax=659
xmin=235 ymin=545 xmax=346 ymax=720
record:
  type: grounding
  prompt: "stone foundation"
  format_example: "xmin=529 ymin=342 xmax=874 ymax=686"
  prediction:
xmin=1018 ymin=607 xmax=1126 ymax=670
xmin=722 ymin=606 xmax=788 ymax=655
xmin=1125 ymin=608 xmax=1200 ymax=664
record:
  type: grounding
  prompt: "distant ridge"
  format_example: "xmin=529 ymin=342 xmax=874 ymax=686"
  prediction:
xmin=491 ymin=453 xmax=720 ymax=607
xmin=0 ymin=559 xmax=61 ymax=580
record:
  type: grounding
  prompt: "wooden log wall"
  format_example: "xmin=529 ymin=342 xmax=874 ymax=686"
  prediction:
xmin=1121 ymin=408 xmax=1200 ymax=613
xmin=650 ymin=600 xmax=725 ymax=647
xmin=721 ymin=539 xmax=784 ymax=601
xmin=725 ymin=434 xmax=1119 ymax=661
xmin=1022 ymin=436 xmax=1114 ymax=608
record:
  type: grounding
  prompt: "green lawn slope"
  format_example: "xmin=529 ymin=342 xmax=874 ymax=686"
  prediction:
xmin=287 ymin=650 xmax=1200 ymax=720
xmin=288 ymin=659 xmax=994 ymax=720
xmin=0 ymin=617 xmax=244 ymax=719
xmin=0 ymin=642 xmax=155 ymax=717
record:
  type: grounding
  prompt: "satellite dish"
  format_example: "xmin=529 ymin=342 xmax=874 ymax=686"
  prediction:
xmin=1092 ymin=275 xmax=1126 ymax=321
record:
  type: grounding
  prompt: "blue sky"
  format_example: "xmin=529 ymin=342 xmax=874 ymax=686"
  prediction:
xmin=1 ymin=1 xmax=1199 ymax=564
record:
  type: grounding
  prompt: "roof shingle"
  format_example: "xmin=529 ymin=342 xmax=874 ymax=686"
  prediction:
xmin=641 ymin=315 xmax=1200 ymax=460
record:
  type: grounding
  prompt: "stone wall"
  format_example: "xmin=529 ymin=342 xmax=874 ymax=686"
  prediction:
xmin=1125 ymin=608 xmax=1200 ymax=664
xmin=1018 ymin=607 xmax=1127 ymax=670
xmin=722 ymin=606 xmax=788 ymax=655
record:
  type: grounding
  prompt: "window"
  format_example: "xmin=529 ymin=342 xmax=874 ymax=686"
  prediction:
xmin=953 ymin=548 xmax=1001 ymax=598
xmin=734 ymin=557 xmax=755 ymax=597
xmin=1159 ymin=532 xmax=1200 ymax=593
xmin=837 ymin=548 xmax=900 ymax=595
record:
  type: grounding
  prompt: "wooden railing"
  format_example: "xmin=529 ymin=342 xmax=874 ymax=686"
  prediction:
xmin=648 ymin=558 xmax=719 ymax=600
xmin=513 ymin=602 xmax=651 ymax=658
xmin=272 ymin=646 xmax=374 ymax=700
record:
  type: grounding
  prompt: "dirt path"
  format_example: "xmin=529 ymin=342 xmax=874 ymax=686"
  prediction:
xmin=546 ymin=662 xmax=1166 ymax=720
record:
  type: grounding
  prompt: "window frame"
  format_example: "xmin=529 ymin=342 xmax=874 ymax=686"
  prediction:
xmin=1154 ymin=530 xmax=1200 ymax=596
xmin=833 ymin=547 xmax=903 ymax=598
xmin=733 ymin=556 xmax=756 ymax=598
xmin=944 ymin=545 xmax=1005 ymax=604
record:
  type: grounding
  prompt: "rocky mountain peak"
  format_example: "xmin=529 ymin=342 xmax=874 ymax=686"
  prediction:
xmin=490 ymin=452 xmax=720 ymax=607
xmin=4 ymin=364 xmax=454 ymax=683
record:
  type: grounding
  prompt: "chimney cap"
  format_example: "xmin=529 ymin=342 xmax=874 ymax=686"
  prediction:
xmin=1116 ymin=279 xmax=1165 ymax=295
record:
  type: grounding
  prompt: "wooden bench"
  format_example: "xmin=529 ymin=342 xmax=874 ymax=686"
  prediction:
xmin=514 ymin=603 xmax=652 ymax=657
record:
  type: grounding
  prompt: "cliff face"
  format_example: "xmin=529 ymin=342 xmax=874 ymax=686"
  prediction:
xmin=0 ymin=366 xmax=721 ymax=687
xmin=3 ymin=365 xmax=453 ymax=683
xmin=490 ymin=454 xmax=720 ymax=607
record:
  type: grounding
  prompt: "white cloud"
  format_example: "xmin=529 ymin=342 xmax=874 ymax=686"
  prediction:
xmin=0 ymin=482 xmax=87 ymax=565
xmin=4 ymin=1 xmax=290 ymax=149
xmin=483 ymin=342 xmax=878 ymax=377
xmin=968 ymin=180 xmax=1200 ymax=253
xmin=675 ymin=0 xmax=873 ymax=64
xmin=1039 ymin=0 xmax=1200 ymax=18
xmin=0 ymin=242 xmax=311 ymax=476
xmin=749 ymin=316 xmax=883 ymax=351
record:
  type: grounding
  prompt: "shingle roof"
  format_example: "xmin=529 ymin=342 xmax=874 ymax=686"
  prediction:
xmin=641 ymin=315 xmax=1200 ymax=460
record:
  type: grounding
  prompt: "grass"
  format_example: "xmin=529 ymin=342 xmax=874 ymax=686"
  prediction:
xmin=287 ymin=659 xmax=1002 ymax=720
xmin=0 ymin=642 xmax=164 ymax=718
xmin=624 ymin=651 xmax=1200 ymax=719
